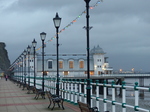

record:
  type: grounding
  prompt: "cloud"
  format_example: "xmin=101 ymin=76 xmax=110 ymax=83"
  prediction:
xmin=0 ymin=0 xmax=150 ymax=72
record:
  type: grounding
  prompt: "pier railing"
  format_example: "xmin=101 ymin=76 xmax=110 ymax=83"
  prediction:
xmin=63 ymin=74 xmax=150 ymax=77
xmin=12 ymin=75 xmax=150 ymax=112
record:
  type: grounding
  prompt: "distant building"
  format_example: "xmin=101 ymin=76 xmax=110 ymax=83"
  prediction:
xmin=29 ymin=45 xmax=113 ymax=76
xmin=11 ymin=45 xmax=113 ymax=77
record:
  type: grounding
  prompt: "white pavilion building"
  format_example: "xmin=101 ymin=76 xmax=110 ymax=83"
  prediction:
xmin=30 ymin=45 xmax=113 ymax=77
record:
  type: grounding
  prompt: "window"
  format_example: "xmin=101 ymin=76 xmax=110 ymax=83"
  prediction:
xmin=97 ymin=65 xmax=101 ymax=68
xmin=48 ymin=60 xmax=53 ymax=69
xmin=69 ymin=61 xmax=74 ymax=69
xmin=79 ymin=60 xmax=84 ymax=68
xmin=98 ymin=71 xmax=101 ymax=75
xmin=84 ymin=71 xmax=94 ymax=75
xmin=90 ymin=71 xmax=94 ymax=75
xmin=59 ymin=61 xmax=63 ymax=69
xmin=97 ymin=59 xmax=101 ymax=62
xmin=64 ymin=71 xmax=68 ymax=75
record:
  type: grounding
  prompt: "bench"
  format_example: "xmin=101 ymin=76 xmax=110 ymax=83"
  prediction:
xmin=19 ymin=82 xmax=24 ymax=88
xmin=22 ymin=84 xmax=34 ymax=93
xmin=27 ymin=86 xmax=36 ymax=94
xmin=46 ymin=91 xmax=64 ymax=110
xmin=16 ymin=81 xmax=20 ymax=86
xmin=34 ymin=88 xmax=45 ymax=100
xmin=78 ymin=100 xmax=98 ymax=112
xmin=22 ymin=83 xmax=27 ymax=90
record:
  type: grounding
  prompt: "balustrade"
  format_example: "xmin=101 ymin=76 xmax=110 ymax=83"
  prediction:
xmin=12 ymin=75 xmax=150 ymax=112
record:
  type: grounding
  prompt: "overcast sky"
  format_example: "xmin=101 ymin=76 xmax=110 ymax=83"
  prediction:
xmin=0 ymin=0 xmax=150 ymax=72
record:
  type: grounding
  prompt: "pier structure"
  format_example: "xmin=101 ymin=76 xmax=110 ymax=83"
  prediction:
xmin=0 ymin=78 xmax=80 ymax=112
xmin=10 ymin=74 xmax=150 ymax=112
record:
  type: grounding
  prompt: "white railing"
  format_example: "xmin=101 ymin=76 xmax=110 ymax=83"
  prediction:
xmin=62 ymin=74 xmax=150 ymax=77
xmin=47 ymin=78 xmax=150 ymax=112
xmin=12 ymin=75 xmax=150 ymax=112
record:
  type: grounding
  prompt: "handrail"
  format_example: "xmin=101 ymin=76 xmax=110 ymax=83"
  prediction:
xmin=12 ymin=75 xmax=150 ymax=112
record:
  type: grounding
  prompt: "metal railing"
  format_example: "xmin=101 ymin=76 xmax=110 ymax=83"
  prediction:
xmin=12 ymin=75 xmax=150 ymax=112
xmin=62 ymin=74 xmax=150 ymax=77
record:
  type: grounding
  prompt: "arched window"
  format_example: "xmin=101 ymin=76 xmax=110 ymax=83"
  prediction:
xmin=48 ymin=60 xmax=53 ymax=69
xmin=59 ymin=60 xmax=63 ymax=69
xmin=69 ymin=60 xmax=74 ymax=69
xmin=79 ymin=60 xmax=84 ymax=68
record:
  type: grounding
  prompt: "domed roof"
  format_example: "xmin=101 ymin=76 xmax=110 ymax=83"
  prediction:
xmin=90 ymin=45 xmax=105 ymax=54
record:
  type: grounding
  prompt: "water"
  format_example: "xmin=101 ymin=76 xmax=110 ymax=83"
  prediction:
xmin=105 ymin=78 xmax=150 ymax=112
xmin=125 ymin=78 xmax=150 ymax=86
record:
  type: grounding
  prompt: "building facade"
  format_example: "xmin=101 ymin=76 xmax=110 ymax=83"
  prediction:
xmin=34 ymin=45 xmax=113 ymax=77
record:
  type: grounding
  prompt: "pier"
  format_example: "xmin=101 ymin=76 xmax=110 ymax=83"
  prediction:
xmin=8 ymin=74 xmax=150 ymax=112
xmin=0 ymin=78 xmax=80 ymax=112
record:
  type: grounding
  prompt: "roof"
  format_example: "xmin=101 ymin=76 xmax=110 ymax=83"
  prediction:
xmin=37 ymin=54 xmax=92 ymax=60
xmin=90 ymin=45 xmax=106 ymax=54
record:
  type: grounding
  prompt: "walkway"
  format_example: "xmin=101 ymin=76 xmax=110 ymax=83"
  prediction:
xmin=0 ymin=78 xmax=80 ymax=112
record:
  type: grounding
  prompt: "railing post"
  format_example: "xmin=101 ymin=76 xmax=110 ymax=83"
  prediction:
xmin=90 ymin=79 xmax=93 ymax=107
xmin=52 ymin=77 xmax=54 ymax=93
xmin=66 ymin=79 xmax=68 ymax=101
xmin=49 ymin=77 xmax=51 ymax=91
xmin=103 ymin=80 xmax=107 ymax=111
xmin=61 ymin=79 xmax=63 ymax=99
xmin=64 ymin=79 xmax=67 ymax=100
xmin=84 ymin=79 xmax=87 ymax=103
xmin=55 ymin=77 xmax=57 ymax=94
xmin=112 ymin=81 xmax=116 ymax=112
xmin=122 ymin=81 xmax=126 ymax=112
xmin=46 ymin=77 xmax=49 ymax=91
xmin=71 ymin=79 xmax=74 ymax=103
xmin=67 ymin=79 xmax=70 ymax=102
xmin=96 ymin=80 xmax=100 ymax=111
xmin=51 ymin=78 xmax=53 ymax=93
xmin=51 ymin=77 xmax=53 ymax=92
xmin=59 ymin=77 xmax=61 ymax=96
xmin=74 ymin=79 xmax=78 ymax=105
xmin=45 ymin=77 xmax=48 ymax=90
xmin=134 ymin=82 xmax=139 ymax=111
xmin=79 ymin=79 xmax=82 ymax=101
xmin=53 ymin=78 xmax=55 ymax=94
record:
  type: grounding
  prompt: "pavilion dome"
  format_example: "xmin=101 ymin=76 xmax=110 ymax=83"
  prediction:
xmin=90 ymin=45 xmax=105 ymax=54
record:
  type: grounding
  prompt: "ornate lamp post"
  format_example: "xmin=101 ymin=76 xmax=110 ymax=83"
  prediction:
xmin=84 ymin=0 xmax=91 ymax=106
xmin=53 ymin=12 xmax=61 ymax=96
xmin=40 ymin=32 xmax=46 ymax=91
xmin=20 ymin=55 xmax=23 ymax=87
xmin=27 ymin=45 xmax=31 ymax=86
xmin=32 ymin=39 xmax=37 ymax=87
xmin=23 ymin=50 xmax=27 ymax=90
xmin=19 ymin=57 xmax=21 ymax=84
xmin=17 ymin=59 xmax=19 ymax=85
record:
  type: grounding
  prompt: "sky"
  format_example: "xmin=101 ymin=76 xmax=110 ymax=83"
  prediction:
xmin=0 ymin=0 xmax=150 ymax=72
